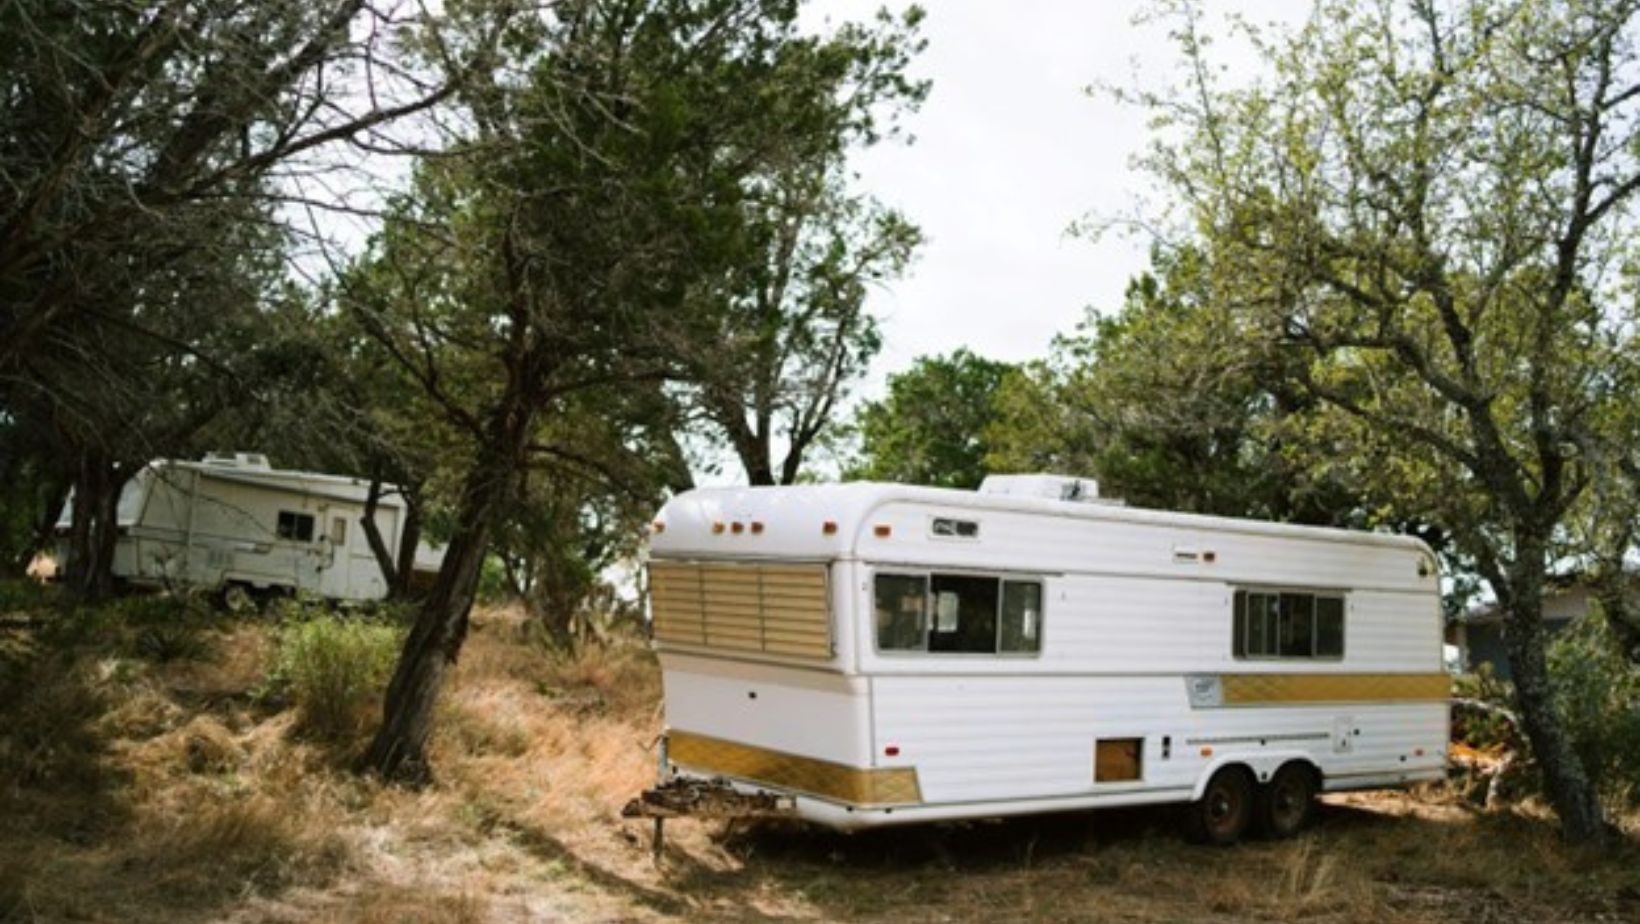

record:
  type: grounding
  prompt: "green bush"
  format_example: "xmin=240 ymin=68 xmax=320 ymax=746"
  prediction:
xmin=263 ymin=609 xmax=403 ymax=742
xmin=0 ymin=578 xmax=57 ymax=615
xmin=1546 ymin=611 xmax=1640 ymax=809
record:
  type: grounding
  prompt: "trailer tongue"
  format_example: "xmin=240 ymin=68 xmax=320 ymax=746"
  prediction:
xmin=621 ymin=776 xmax=796 ymax=863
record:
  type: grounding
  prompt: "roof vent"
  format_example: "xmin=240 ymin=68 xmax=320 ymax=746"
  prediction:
xmin=978 ymin=473 xmax=1101 ymax=503
xmin=201 ymin=452 xmax=273 ymax=471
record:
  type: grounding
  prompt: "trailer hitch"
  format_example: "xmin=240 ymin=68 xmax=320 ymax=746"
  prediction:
xmin=621 ymin=777 xmax=797 ymax=864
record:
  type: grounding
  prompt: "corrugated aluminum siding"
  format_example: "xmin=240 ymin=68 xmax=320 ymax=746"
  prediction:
xmin=649 ymin=560 xmax=832 ymax=659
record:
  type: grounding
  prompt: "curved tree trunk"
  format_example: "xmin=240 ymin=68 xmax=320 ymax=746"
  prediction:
xmin=365 ymin=400 xmax=535 ymax=781
xmin=1498 ymin=560 xmax=1607 ymax=843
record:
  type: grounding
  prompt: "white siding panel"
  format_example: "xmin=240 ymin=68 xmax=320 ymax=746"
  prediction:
xmin=662 ymin=661 xmax=869 ymax=766
xmin=872 ymin=675 xmax=1448 ymax=806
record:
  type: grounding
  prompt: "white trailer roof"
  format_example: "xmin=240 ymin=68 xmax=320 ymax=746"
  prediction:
xmin=648 ymin=481 xmax=1433 ymax=562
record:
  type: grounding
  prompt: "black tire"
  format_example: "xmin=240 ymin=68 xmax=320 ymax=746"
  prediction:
xmin=1255 ymin=763 xmax=1318 ymax=839
xmin=1185 ymin=766 xmax=1255 ymax=846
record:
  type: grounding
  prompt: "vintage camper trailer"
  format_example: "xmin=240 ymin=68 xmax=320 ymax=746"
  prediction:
xmin=639 ymin=475 xmax=1448 ymax=843
xmin=57 ymin=453 xmax=442 ymax=602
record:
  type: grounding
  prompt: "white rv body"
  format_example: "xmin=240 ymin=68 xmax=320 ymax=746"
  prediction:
xmin=58 ymin=453 xmax=442 ymax=601
xmin=645 ymin=477 xmax=1448 ymax=832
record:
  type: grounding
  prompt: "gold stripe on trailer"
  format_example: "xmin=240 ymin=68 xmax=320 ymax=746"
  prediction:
xmin=1219 ymin=672 xmax=1450 ymax=705
xmin=668 ymin=731 xmax=922 ymax=806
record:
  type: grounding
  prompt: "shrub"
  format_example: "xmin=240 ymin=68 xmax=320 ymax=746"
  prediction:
xmin=0 ymin=577 xmax=56 ymax=615
xmin=263 ymin=610 xmax=403 ymax=742
xmin=1546 ymin=611 xmax=1640 ymax=809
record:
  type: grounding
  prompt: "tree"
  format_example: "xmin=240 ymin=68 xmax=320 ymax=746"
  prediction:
xmin=0 ymin=0 xmax=459 ymax=598
xmin=685 ymin=148 xmax=925 ymax=486
xmin=1130 ymin=0 xmax=1640 ymax=841
xmin=988 ymin=248 xmax=1358 ymax=525
xmin=349 ymin=0 xmax=929 ymax=780
xmin=849 ymin=349 xmax=1015 ymax=489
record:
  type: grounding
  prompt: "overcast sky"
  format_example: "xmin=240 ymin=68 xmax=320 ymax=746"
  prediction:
xmin=806 ymin=1 xmax=1310 ymax=390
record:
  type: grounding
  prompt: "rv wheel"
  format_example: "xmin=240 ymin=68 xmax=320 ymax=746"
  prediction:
xmin=1186 ymin=767 xmax=1254 ymax=846
xmin=1255 ymin=763 xmax=1317 ymax=839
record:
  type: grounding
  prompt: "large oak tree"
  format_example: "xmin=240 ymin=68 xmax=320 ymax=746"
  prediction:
xmin=1131 ymin=0 xmax=1640 ymax=841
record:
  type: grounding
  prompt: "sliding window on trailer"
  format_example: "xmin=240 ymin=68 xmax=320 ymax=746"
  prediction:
xmin=873 ymin=571 xmax=1043 ymax=655
xmin=1232 ymin=588 xmax=1345 ymax=659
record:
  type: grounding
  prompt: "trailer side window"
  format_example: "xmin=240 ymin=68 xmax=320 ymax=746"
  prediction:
xmin=875 ymin=574 xmax=928 ymax=651
xmin=277 ymin=511 xmax=315 ymax=542
xmin=1000 ymin=580 xmax=1042 ymax=653
xmin=928 ymin=574 xmax=999 ymax=653
xmin=1234 ymin=589 xmax=1344 ymax=659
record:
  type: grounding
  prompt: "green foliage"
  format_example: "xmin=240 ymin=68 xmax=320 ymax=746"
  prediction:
xmin=848 ymin=349 xmax=1016 ymax=489
xmin=1112 ymin=0 xmax=1640 ymax=836
xmin=988 ymin=249 xmax=1358 ymax=522
xmin=1547 ymin=614 xmax=1640 ymax=807
xmin=1452 ymin=664 xmax=1516 ymax=753
xmin=262 ymin=608 xmax=404 ymax=742
xmin=0 ymin=578 xmax=56 ymax=614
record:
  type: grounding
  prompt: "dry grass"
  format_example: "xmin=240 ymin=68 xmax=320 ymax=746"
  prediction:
xmin=3 ymin=597 xmax=1638 ymax=924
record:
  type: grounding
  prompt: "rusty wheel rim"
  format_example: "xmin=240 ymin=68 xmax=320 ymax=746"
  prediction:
xmin=1205 ymin=778 xmax=1245 ymax=838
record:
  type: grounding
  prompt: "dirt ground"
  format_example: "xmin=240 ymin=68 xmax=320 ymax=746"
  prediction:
xmin=2 ymin=600 xmax=1638 ymax=924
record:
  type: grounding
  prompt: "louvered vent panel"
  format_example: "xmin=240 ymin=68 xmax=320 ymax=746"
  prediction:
xmin=648 ymin=560 xmax=831 ymax=659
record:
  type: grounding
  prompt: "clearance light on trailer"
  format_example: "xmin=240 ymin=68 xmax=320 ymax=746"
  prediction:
xmin=1200 ymin=746 xmax=1214 ymax=757
xmin=712 ymin=521 xmax=726 ymax=534
xmin=751 ymin=521 xmax=765 ymax=534
xmin=884 ymin=745 xmax=901 ymax=757
xmin=731 ymin=522 xmax=745 ymax=534
xmin=822 ymin=521 xmax=838 ymax=535
xmin=874 ymin=524 xmax=892 ymax=538
xmin=650 ymin=521 xmax=665 ymax=534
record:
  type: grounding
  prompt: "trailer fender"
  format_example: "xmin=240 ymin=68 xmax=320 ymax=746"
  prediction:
xmin=1190 ymin=751 xmax=1321 ymax=801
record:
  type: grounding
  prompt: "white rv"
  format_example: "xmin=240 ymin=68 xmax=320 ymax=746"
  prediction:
xmin=57 ymin=453 xmax=442 ymax=602
xmin=642 ymin=475 xmax=1448 ymax=843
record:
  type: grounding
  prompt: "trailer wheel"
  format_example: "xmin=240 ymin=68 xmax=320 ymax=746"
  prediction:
xmin=1186 ymin=766 xmax=1254 ymax=846
xmin=1255 ymin=763 xmax=1317 ymax=839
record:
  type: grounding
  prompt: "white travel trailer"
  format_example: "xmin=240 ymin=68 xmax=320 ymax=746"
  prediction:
xmin=57 ymin=453 xmax=442 ymax=602
xmin=639 ymin=475 xmax=1448 ymax=843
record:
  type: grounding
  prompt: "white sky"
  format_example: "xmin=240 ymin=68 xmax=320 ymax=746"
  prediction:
xmin=807 ymin=1 xmax=1311 ymax=390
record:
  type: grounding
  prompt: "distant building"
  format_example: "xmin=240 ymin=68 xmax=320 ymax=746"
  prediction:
xmin=1446 ymin=578 xmax=1628 ymax=680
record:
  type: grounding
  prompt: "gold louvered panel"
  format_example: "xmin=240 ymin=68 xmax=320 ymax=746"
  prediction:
xmin=647 ymin=559 xmax=832 ymax=659
xmin=648 ymin=561 xmax=705 ymax=645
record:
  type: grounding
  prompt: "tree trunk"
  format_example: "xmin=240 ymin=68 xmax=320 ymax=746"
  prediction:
xmin=1498 ymin=561 xmax=1608 ymax=843
xmin=360 ymin=475 xmax=401 ymax=594
xmin=393 ymin=487 xmax=423 ymax=600
xmin=365 ymin=406 xmax=534 ymax=781
xmin=65 ymin=451 xmax=126 ymax=602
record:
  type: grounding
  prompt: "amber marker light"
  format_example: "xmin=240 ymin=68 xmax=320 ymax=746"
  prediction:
xmin=651 ymin=521 xmax=665 ymax=534
xmin=731 ymin=521 xmax=745 ymax=534
xmin=711 ymin=521 xmax=725 ymax=534
xmin=873 ymin=524 xmax=892 ymax=538
xmin=1200 ymin=746 xmax=1214 ymax=757
xmin=822 ymin=521 xmax=838 ymax=535
xmin=750 ymin=522 xmax=765 ymax=535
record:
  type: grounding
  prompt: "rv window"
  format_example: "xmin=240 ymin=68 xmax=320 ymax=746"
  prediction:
xmin=277 ymin=511 xmax=315 ymax=542
xmin=331 ymin=516 xmax=347 ymax=544
xmin=1315 ymin=596 xmax=1344 ymax=656
xmin=927 ymin=574 xmax=998 ymax=653
xmin=931 ymin=517 xmax=980 ymax=539
xmin=1234 ymin=589 xmax=1345 ymax=659
xmin=999 ymin=581 xmax=1042 ymax=652
xmin=875 ymin=574 xmax=928 ymax=651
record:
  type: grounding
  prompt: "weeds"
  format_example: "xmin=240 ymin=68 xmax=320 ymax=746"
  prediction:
xmin=261 ymin=607 xmax=403 ymax=742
